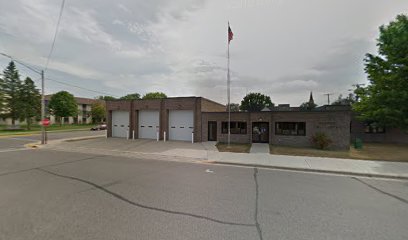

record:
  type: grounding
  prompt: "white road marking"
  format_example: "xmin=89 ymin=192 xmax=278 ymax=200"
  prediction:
xmin=205 ymin=169 xmax=214 ymax=173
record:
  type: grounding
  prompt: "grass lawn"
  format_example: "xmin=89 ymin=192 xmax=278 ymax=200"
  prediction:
xmin=270 ymin=143 xmax=408 ymax=162
xmin=0 ymin=124 xmax=94 ymax=136
xmin=216 ymin=143 xmax=252 ymax=153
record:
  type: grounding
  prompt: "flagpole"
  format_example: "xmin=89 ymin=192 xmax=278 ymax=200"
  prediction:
xmin=227 ymin=22 xmax=231 ymax=147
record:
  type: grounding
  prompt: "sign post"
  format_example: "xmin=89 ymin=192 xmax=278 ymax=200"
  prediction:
xmin=42 ymin=118 xmax=50 ymax=144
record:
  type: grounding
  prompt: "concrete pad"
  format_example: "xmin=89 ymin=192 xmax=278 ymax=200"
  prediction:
xmin=249 ymin=143 xmax=269 ymax=154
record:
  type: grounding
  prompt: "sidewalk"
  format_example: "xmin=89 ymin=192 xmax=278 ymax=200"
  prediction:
xmin=208 ymin=150 xmax=408 ymax=179
xmin=38 ymin=137 xmax=408 ymax=180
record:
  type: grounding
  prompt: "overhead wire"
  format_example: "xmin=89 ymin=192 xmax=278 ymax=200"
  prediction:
xmin=0 ymin=52 xmax=118 ymax=97
xmin=44 ymin=0 xmax=66 ymax=73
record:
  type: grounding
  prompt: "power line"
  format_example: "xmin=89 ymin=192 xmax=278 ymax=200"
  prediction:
xmin=0 ymin=52 xmax=118 ymax=97
xmin=44 ymin=0 xmax=66 ymax=73
xmin=45 ymin=76 xmax=119 ymax=97
xmin=0 ymin=52 xmax=42 ymax=74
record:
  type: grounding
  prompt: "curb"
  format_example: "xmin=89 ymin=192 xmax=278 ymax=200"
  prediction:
xmin=0 ymin=128 xmax=94 ymax=138
xmin=23 ymin=135 xmax=105 ymax=150
xmin=210 ymin=161 xmax=408 ymax=181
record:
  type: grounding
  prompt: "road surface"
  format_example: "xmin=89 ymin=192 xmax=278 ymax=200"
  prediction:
xmin=0 ymin=141 xmax=407 ymax=240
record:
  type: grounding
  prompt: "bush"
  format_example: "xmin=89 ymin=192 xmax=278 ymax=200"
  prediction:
xmin=311 ymin=132 xmax=332 ymax=149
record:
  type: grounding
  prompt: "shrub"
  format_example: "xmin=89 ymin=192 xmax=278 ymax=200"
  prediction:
xmin=311 ymin=132 xmax=332 ymax=149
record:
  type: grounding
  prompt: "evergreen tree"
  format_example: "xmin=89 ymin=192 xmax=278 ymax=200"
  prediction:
xmin=0 ymin=74 xmax=4 ymax=115
xmin=2 ymin=61 xmax=23 ymax=126
xmin=19 ymin=77 xmax=41 ymax=130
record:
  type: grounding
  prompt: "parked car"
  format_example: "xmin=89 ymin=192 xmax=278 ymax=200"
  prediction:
xmin=91 ymin=124 xmax=107 ymax=131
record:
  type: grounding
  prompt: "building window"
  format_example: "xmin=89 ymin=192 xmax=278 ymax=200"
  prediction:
xmin=275 ymin=122 xmax=306 ymax=136
xmin=364 ymin=123 xmax=385 ymax=134
xmin=221 ymin=121 xmax=247 ymax=134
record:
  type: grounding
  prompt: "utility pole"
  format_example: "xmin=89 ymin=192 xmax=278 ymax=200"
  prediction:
xmin=323 ymin=93 xmax=334 ymax=105
xmin=41 ymin=70 xmax=45 ymax=144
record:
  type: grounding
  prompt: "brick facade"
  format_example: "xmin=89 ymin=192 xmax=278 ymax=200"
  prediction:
xmin=202 ymin=110 xmax=351 ymax=150
xmin=107 ymin=97 xmax=351 ymax=150
xmin=350 ymin=116 xmax=408 ymax=144
xmin=106 ymin=97 xmax=225 ymax=141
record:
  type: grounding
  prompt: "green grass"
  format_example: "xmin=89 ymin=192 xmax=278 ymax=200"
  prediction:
xmin=0 ymin=124 xmax=95 ymax=136
xmin=270 ymin=143 xmax=408 ymax=162
xmin=216 ymin=143 xmax=252 ymax=153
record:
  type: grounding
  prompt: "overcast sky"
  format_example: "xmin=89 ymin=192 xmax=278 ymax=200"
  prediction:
xmin=1 ymin=0 xmax=407 ymax=106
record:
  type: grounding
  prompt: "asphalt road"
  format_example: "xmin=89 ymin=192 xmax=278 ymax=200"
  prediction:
xmin=0 ymin=130 xmax=105 ymax=151
xmin=0 ymin=147 xmax=407 ymax=239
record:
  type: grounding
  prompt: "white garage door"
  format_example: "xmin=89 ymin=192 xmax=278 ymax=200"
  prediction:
xmin=169 ymin=110 xmax=194 ymax=141
xmin=138 ymin=110 xmax=160 ymax=139
xmin=112 ymin=111 xmax=129 ymax=138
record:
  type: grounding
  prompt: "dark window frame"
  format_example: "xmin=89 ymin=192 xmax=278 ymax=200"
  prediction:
xmin=221 ymin=121 xmax=247 ymax=134
xmin=275 ymin=122 xmax=306 ymax=136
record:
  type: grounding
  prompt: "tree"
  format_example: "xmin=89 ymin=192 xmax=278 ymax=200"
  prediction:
xmin=120 ymin=93 xmax=140 ymax=100
xmin=48 ymin=91 xmax=78 ymax=125
xmin=240 ymin=93 xmax=274 ymax=112
xmin=0 ymin=75 xmax=4 ymax=115
xmin=97 ymin=95 xmax=116 ymax=101
xmin=19 ymin=77 xmax=41 ymax=130
xmin=2 ymin=61 xmax=22 ymax=127
xmin=354 ymin=15 xmax=408 ymax=129
xmin=226 ymin=103 xmax=240 ymax=112
xmin=91 ymin=101 xmax=106 ymax=123
xmin=142 ymin=92 xmax=167 ymax=99
xmin=300 ymin=92 xmax=317 ymax=110
xmin=331 ymin=93 xmax=356 ymax=106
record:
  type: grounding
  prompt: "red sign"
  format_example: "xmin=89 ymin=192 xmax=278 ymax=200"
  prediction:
xmin=42 ymin=118 xmax=50 ymax=126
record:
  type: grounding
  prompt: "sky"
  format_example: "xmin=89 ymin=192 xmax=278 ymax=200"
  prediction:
xmin=0 ymin=0 xmax=407 ymax=106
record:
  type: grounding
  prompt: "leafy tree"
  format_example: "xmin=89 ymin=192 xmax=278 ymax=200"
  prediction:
xmin=19 ymin=77 xmax=41 ymax=130
xmin=48 ymin=91 xmax=78 ymax=125
xmin=97 ymin=95 xmax=116 ymax=101
xmin=300 ymin=92 xmax=317 ymax=110
xmin=240 ymin=92 xmax=274 ymax=112
xmin=226 ymin=103 xmax=240 ymax=112
xmin=120 ymin=93 xmax=140 ymax=100
xmin=142 ymin=92 xmax=167 ymax=99
xmin=300 ymin=102 xmax=317 ymax=110
xmin=354 ymin=15 xmax=408 ymax=129
xmin=91 ymin=101 xmax=106 ymax=123
xmin=332 ymin=93 xmax=356 ymax=106
xmin=2 ymin=61 xmax=22 ymax=126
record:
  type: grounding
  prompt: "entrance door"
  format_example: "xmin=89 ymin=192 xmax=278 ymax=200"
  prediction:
xmin=208 ymin=121 xmax=217 ymax=141
xmin=252 ymin=122 xmax=269 ymax=143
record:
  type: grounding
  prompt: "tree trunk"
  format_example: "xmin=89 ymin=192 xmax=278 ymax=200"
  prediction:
xmin=26 ymin=118 xmax=31 ymax=130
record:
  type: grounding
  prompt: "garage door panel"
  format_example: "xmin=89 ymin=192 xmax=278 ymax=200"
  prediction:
xmin=169 ymin=110 xmax=194 ymax=141
xmin=138 ymin=110 xmax=159 ymax=139
xmin=112 ymin=111 xmax=129 ymax=138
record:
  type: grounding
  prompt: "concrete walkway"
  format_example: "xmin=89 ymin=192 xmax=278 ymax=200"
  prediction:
xmin=208 ymin=150 xmax=408 ymax=179
xmin=250 ymin=143 xmax=270 ymax=154
xmin=39 ymin=137 xmax=408 ymax=179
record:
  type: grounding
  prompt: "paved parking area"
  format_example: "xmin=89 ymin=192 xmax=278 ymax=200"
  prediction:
xmin=47 ymin=138 xmax=210 ymax=160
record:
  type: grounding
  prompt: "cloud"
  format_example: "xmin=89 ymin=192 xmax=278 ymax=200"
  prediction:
xmin=0 ymin=0 xmax=407 ymax=105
